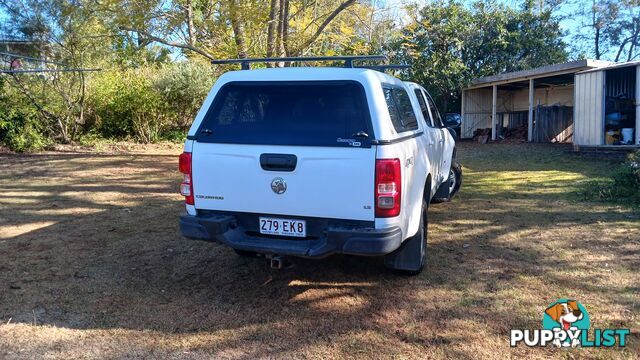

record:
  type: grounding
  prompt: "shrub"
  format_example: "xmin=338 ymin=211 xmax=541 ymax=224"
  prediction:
xmin=87 ymin=67 xmax=166 ymax=142
xmin=0 ymin=107 xmax=51 ymax=152
xmin=152 ymin=62 xmax=216 ymax=130
xmin=611 ymin=151 xmax=640 ymax=200
xmin=583 ymin=150 xmax=640 ymax=206
xmin=0 ymin=79 xmax=51 ymax=152
xmin=86 ymin=62 xmax=216 ymax=143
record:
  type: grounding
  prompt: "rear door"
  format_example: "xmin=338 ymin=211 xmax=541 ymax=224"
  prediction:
xmin=413 ymin=88 xmax=442 ymax=183
xmin=423 ymin=91 xmax=450 ymax=183
xmin=191 ymin=81 xmax=376 ymax=221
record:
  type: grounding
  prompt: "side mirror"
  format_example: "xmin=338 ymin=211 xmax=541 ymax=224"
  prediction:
xmin=443 ymin=118 xmax=459 ymax=128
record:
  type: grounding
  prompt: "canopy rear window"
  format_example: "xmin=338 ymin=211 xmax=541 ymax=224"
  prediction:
xmin=197 ymin=81 xmax=373 ymax=147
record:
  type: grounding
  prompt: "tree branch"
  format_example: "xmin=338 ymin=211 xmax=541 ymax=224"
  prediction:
xmin=292 ymin=0 xmax=357 ymax=56
xmin=119 ymin=26 xmax=215 ymax=61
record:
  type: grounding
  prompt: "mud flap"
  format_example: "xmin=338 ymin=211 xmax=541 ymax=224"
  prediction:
xmin=384 ymin=224 xmax=424 ymax=272
xmin=434 ymin=177 xmax=452 ymax=199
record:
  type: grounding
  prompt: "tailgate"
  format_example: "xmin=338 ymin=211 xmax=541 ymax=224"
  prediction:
xmin=192 ymin=143 xmax=376 ymax=221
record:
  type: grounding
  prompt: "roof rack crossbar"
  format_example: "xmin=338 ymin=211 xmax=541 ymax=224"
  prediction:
xmin=211 ymin=55 xmax=387 ymax=70
xmin=356 ymin=64 xmax=411 ymax=71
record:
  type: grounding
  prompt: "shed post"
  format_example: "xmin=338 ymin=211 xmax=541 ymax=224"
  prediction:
xmin=461 ymin=89 xmax=466 ymax=138
xmin=491 ymin=85 xmax=497 ymax=141
xmin=528 ymin=79 xmax=534 ymax=142
xmin=636 ymin=65 xmax=640 ymax=144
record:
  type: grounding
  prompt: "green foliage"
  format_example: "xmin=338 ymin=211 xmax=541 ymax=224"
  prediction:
xmin=612 ymin=151 xmax=640 ymax=200
xmin=159 ymin=129 xmax=188 ymax=142
xmin=151 ymin=62 xmax=217 ymax=129
xmin=583 ymin=151 xmax=640 ymax=205
xmin=392 ymin=0 xmax=568 ymax=112
xmin=0 ymin=78 xmax=51 ymax=152
xmin=86 ymin=62 xmax=216 ymax=143
xmin=88 ymin=68 xmax=158 ymax=140
xmin=0 ymin=105 xmax=51 ymax=153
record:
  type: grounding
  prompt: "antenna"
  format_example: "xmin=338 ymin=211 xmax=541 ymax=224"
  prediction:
xmin=211 ymin=55 xmax=388 ymax=70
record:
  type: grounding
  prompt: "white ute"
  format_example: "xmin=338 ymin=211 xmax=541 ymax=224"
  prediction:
xmin=179 ymin=56 xmax=461 ymax=274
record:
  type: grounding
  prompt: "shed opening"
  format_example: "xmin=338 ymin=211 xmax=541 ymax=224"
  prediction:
xmin=604 ymin=66 xmax=636 ymax=145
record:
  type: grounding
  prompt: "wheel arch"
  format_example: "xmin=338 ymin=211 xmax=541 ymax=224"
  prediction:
xmin=423 ymin=173 xmax=433 ymax=203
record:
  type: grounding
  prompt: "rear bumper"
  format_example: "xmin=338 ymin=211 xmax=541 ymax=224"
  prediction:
xmin=179 ymin=213 xmax=402 ymax=258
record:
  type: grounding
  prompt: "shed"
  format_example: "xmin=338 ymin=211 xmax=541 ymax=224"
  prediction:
xmin=461 ymin=60 xmax=640 ymax=149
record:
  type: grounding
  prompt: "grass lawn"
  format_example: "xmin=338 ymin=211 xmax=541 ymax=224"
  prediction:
xmin=0 ymin=142 xmax=638 ymax=359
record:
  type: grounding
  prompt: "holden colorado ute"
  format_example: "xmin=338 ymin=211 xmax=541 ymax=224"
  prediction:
xmin=178 ymin=56 xmax=461 ymax=274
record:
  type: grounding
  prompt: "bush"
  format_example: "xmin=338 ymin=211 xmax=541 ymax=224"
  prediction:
xmin=87 ymin=68 xmax=165 ymax=142
xmin=152 ymin=62 xmax=216 ymax=129
xmin=0 ymin=79 xmax=51 ymax=152
xmin=583 ymin=151 xmax=640 ymax=205
xmin=0 ymin=108 xmax=51 ymax=152
xmin=612 ymin=151 xmax=640 ymax=199
xmin=1 ymin=62 xmax=216 ymax=151
xmin=86 ymin=62 xmax=216 ymax=143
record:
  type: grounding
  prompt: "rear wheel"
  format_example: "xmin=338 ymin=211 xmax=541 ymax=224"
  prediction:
xmin=432 ymin=161 xmax=462 ymax=203
xmin=384 ymin=200 xmax=427 ymax=275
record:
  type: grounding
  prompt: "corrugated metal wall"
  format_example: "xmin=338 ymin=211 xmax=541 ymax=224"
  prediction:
xmin=511 ymin=86 xmax=573 ymax=110
xmin=461 ymin=88 xmax=492 ymax=138
xmin=462 ymin=88 xmax=492 ymax=138
xmin=462 ymin=85 xmax=575 ymax=139
xmin=462 ymin=88 xmax=511 ymax=138
xmin=574 ymin=71 xmax=604 ymax=146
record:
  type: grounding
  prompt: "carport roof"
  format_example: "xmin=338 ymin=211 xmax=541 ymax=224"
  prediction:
xmin=577 ymin=59 xmax=640 ymax=74
xmin=466 ymin=59 xmax=611 ymax=90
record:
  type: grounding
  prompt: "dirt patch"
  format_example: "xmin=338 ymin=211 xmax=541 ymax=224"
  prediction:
xmin=0 ymin=142 xmax=638 ymax=359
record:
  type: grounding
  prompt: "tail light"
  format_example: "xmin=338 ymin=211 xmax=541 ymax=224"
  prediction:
xmin=375 ymin=158 xmax=401 ymax=217
xmin=179 ymin=152 xmax=194 ymax=205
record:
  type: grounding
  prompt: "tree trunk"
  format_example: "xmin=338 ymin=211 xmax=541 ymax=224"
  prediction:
xmin=186 ymin=0 xmax=196 ymax=46
xmin=281 ymin=0 xmax=290 ymax=57
xmin=595 ymin=27 xmax=601 ymax=59
xmin=592 ymin=0 xmax=602 ymax=60
xmin=266 ymin=0 xmax=279 ymax=58
xmin=628 ymin=20 xmax=639 ymax=61
xmin=229 ymin=0 xmax=248 ymax=59
xmin=278 ymin=0 xmax=286 ymax=57
xmin=614 ymin=39 xmax=629 ymax=62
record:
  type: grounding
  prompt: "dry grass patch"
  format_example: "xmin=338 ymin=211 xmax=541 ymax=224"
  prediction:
xmin=0 ymin=142 xmax=638 ymax=359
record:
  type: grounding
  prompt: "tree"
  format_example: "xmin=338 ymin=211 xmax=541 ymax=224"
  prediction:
xmin=570 ymin=0 xmax=640 ymax=61
xmin=392 ymin=0 xmax=568 ymax=112
xmin=0 ymin=0 xmax=114 ymax=142
xmin=111 ymin=0 xmax=369 ymax=62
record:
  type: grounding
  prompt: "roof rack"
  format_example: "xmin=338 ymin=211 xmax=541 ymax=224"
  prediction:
xmin=358 ymin=64 xmax=411 ymax=72
xmin=211 ymin=55 xmax=388 ymax=70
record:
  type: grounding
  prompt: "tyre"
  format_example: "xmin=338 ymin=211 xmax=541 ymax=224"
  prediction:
xmin=384 ymin=200 xmax=427 ymax=275
xmin=432 ymin=161 xmax=462 ymax=203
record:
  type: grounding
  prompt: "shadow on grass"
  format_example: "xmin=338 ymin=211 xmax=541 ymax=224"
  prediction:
xmin=0 ymin=144 xmax=638 ymax=358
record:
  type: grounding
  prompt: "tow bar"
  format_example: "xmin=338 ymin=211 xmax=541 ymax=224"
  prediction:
xmin=269 ymin=255 xmax=284 ymax=269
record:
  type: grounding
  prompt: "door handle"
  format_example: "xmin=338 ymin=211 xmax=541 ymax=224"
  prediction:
xmin=260 ymin=153 xmax=297 ymax=172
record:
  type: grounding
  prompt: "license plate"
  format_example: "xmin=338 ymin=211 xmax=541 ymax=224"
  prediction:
xmin=259 ymin=217 xmax=306 ymax=237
